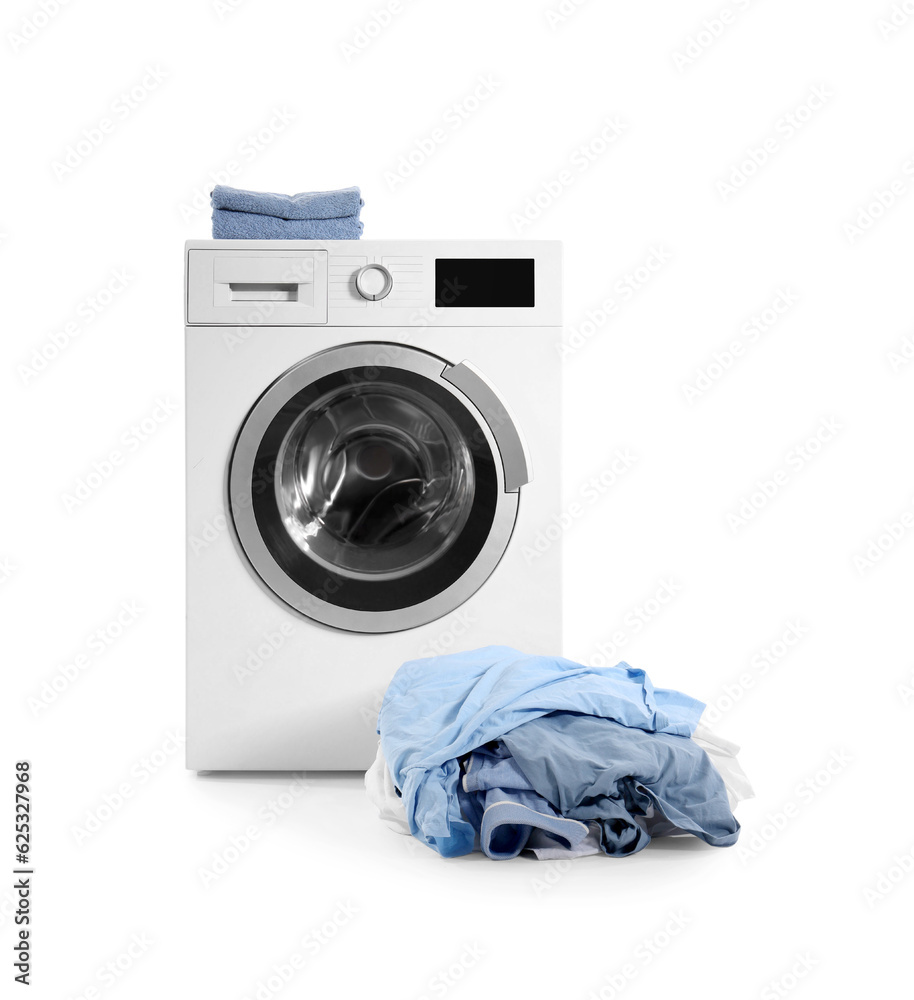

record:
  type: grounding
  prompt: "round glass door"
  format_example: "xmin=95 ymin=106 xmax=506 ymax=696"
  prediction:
xmin=276 ymin=379 xmax=474 ymax=580
xmin=228 ymin=344 xmax=525 ymax=633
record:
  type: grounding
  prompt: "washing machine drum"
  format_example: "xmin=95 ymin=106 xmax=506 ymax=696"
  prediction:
xmin=228 ymin=344 xmax=529 ymax=633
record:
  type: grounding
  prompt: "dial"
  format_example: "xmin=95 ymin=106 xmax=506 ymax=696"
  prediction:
xmin=355 ymin=263 xmax=393 ymax=301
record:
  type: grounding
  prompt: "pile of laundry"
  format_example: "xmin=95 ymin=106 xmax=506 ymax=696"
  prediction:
xmin=366 ymin=646 xmax=752 ymax=859
xmin=210 ymin=184 xmax=363 ymax=239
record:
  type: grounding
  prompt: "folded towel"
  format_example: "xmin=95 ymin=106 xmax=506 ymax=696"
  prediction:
xmin=212 ymin=209 xmax=363 ymax=240
xmin=211 ymin=184 xmax=363 ymax=220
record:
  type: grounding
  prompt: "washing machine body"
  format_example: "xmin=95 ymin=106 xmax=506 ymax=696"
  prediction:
xmin=185 ymin=240 xmax=562 ymax=770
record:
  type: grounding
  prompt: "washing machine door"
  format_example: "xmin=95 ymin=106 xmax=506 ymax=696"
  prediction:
xmin=228 ymin=343 xmax=531 ymax=633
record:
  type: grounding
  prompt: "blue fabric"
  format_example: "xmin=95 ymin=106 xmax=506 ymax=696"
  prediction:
xmin=501 ymin=712 xmax=740 ymax=855
xmin=211 ymin=184 xmax=363 ymax=220
xmin=377 ymin=646 xmax=706 ymax=858
xmin=210 ymin=184 xmax=363 ymax=239
xmin=462 ymin=742 xmax=531 ymax=794
xmin=211 ymin=209 xmax=363 ymax=240
xmin=458 ymin=743 xmax=589 ymax=860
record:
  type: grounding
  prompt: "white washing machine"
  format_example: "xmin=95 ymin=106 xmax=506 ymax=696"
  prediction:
xmin=185 ymin=240 xmax=562 ymax=770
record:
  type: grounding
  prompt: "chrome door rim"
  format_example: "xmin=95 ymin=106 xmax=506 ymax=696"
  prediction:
xmin=228 ymin=343 xmax=521 ymax=633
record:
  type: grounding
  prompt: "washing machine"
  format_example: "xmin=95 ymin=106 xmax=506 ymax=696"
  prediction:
xmin=185 ymin=240 xmax=562 ymax=770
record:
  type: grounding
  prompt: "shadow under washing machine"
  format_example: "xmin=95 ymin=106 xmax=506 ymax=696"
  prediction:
xmin=185 ymin=240 xmax=562 ymax=770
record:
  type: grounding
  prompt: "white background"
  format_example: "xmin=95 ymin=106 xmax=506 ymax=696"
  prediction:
xmin=4 ymin=0 xmax=914 ymax=997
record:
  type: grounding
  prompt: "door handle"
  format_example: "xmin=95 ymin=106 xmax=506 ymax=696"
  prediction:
xmin=443 ymin=361 xmax=532 ymax=493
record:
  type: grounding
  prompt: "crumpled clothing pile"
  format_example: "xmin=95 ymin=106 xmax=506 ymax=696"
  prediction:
xmin=366 ymin=646 xmax=752 ymax=860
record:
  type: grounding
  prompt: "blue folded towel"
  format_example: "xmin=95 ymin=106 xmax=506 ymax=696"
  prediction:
xmin=212 ymin=210 xmax=363 ymax=240
xmin=210 ymin=184 xmax=364 ymax=240
xmin=211 ymin=184 xmax=363 ymax=220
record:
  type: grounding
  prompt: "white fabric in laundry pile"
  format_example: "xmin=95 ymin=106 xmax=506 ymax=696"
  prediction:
xmin=526 ymin=822 xmax=604 ymax=860
xmin=365 ymin=709 xmax=753 ymax=855
xmin=365 ymin=745 xmax=410 ymax=837
xmin=692 ymin=718 xmax=755 ymax=810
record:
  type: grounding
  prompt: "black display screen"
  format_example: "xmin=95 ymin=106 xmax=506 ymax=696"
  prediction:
xmin=435 ymin=258 xmax=535 ymax=308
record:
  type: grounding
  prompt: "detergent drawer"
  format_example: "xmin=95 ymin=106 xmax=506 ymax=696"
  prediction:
xmin=186 ymin=249 xmax=329 ymax=325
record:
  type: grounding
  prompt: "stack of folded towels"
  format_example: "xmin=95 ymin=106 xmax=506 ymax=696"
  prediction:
xmin=366 ymin=646 xmax=753 ymax=859
xmin=210 ymin=184 xmax=363 ymax=239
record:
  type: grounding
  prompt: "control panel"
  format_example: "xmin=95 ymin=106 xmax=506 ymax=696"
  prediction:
xmin=185 ymin=240 xmax=561 ymax=327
